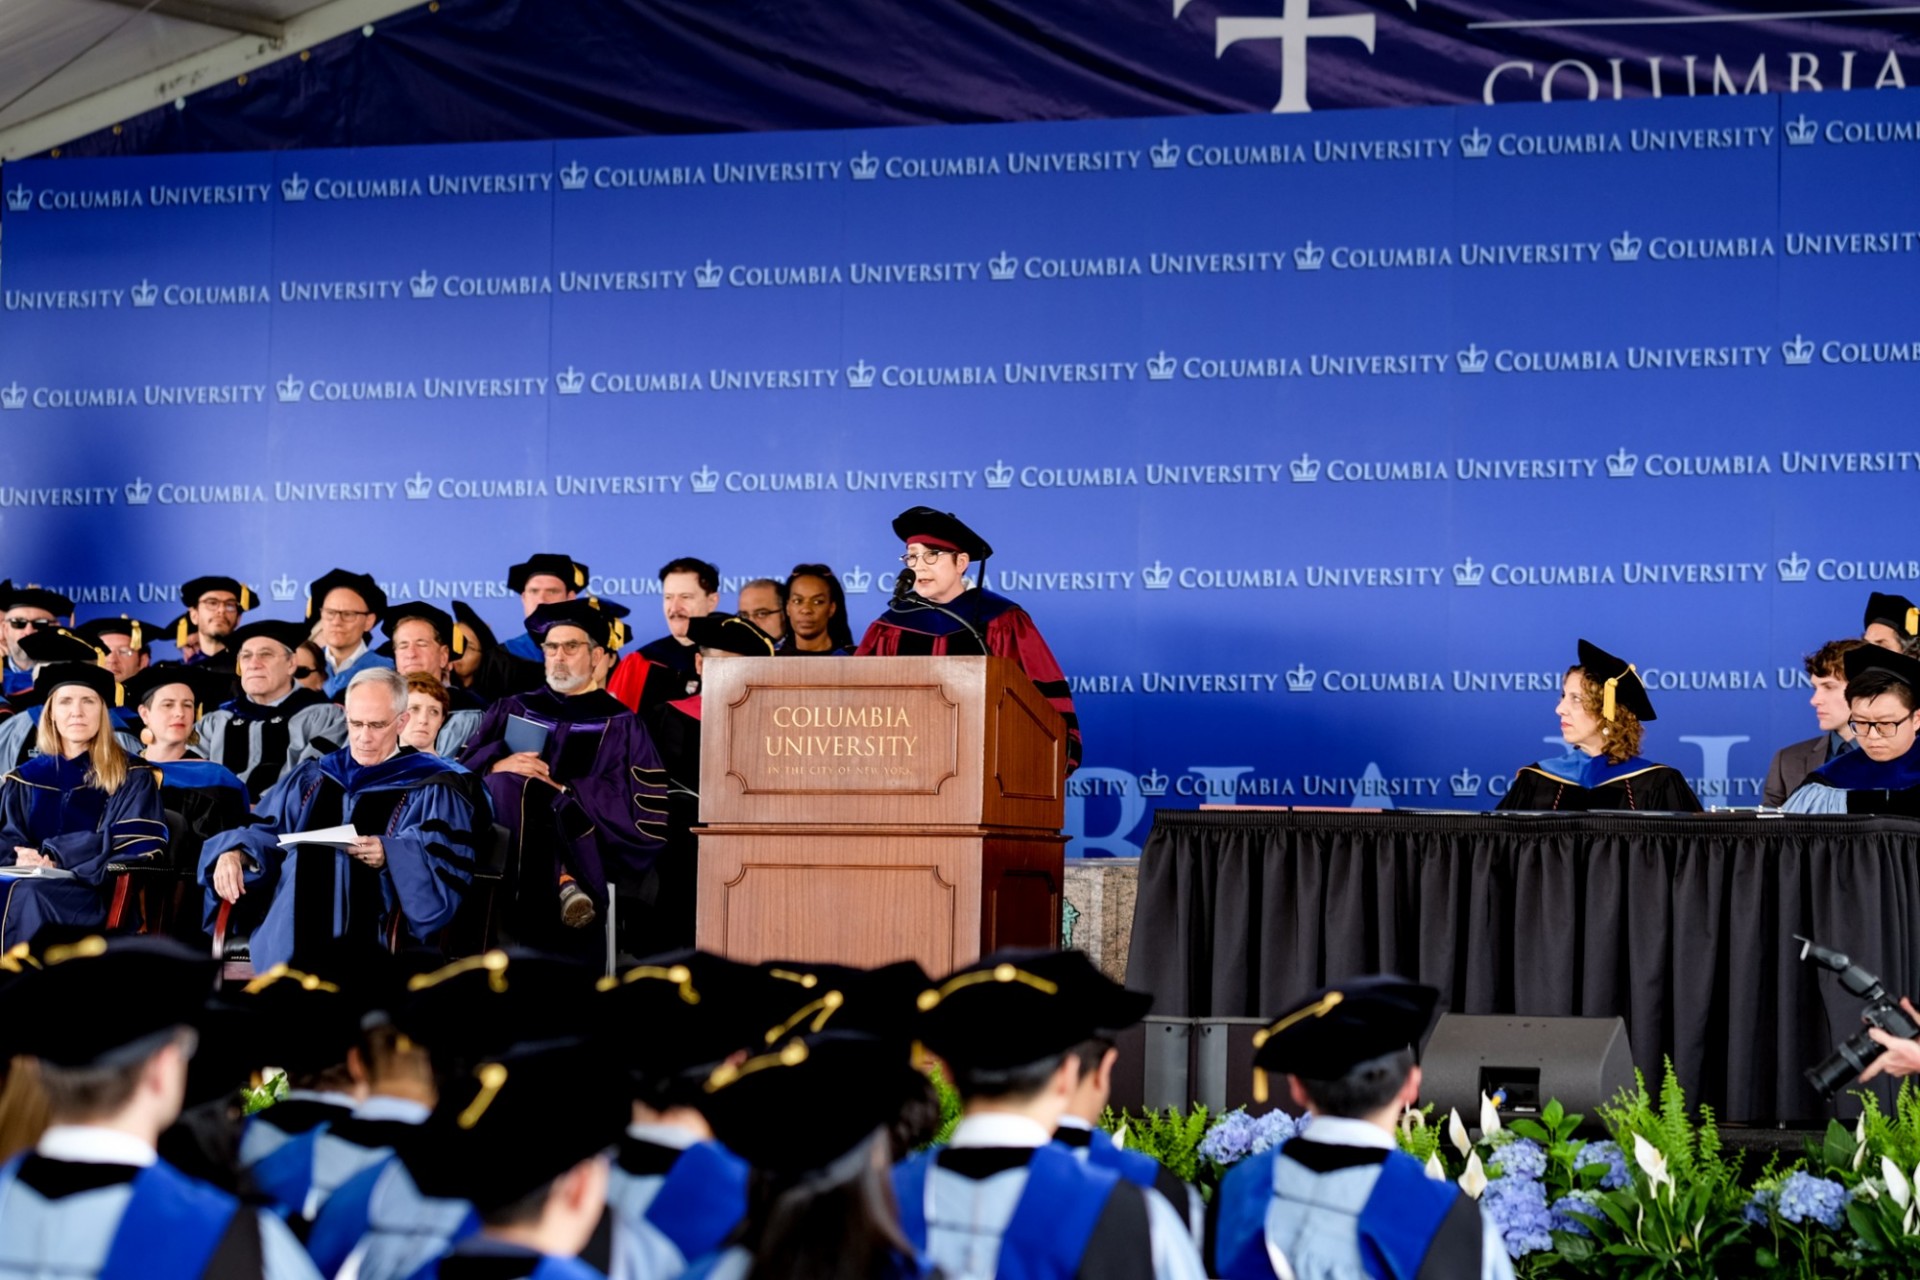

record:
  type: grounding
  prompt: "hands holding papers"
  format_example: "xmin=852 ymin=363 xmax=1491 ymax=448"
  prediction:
xmin=212 ymin=826 xmax=388 ymax=901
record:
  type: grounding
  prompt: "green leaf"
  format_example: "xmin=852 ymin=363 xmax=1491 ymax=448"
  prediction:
xmin=1510 ymin=1119 xmax=1550 ymax=1143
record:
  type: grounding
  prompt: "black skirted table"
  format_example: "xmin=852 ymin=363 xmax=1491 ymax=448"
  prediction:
xmin=1123 ymin=808 xmax=1920 ymax=1126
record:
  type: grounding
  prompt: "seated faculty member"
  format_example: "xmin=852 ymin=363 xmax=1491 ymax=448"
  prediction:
xmin=195 ymin=618 xmax=347 ymax=801
xmin=310 ymin=568 xmax=396 ymax=698
xmin=636 ymin=558 xmax=721 ymax=695
xmin=776 ymin=563 xmax=857 ymax=656
xmin=181 ymin=574 xmax=255 ymax=668
xmin=125 ymin=664 xmax=252 ymax=873
xmin=0 ymin=581 xmax=75 ymax=697
xmin=0 ymin=625 xmax=146 ymax=766
xmin=199 ymin=667 xmax=482 ymax=973
xmin=1864 ymin=592 xmax=1920 ymax=655
xmin=450 ymin=600 xmax=544 ymax=701
xmin=382 ymin=602 xmax=485 ymax=755
xmin=1211 ymin=977 xmax=1513 ymax=1280
xmin=857 ymin=507 xmax=1081 ymax=770
xmin=1763 ymin=638 xmax=1866 ymax=807
xmin=502 ymin=553 xmax=592 ymax=665
xmin=1782 ymin=645 xmax=1920 ymax=814
xmin=734 ymin=578 xmax=788 ymax=644
xmin=1495 ymin=639 xmax=1702 ymax=812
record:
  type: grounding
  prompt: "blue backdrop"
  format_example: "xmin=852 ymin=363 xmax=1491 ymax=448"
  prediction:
xmin=4 ymin=89 xmax=1917 ymax=855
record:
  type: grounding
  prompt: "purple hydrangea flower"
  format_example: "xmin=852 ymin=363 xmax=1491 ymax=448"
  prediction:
xmin=1249 ymin=1109 xmax=1299 ymax=1155
xmin=1575 ymin=1140 xmax=1631 ymax=1191
xmin=1549 ymin=1190 xmax=1603 ymax=1237
xmin=1775 ymin=1171 xmax=1848 ymax=1230
xmin=1199 ymin=1110 xmax=1257 ymax=1165
xmin=1744 ymin=1187 xmax=1779 ymax=1227
xmin=1494 ymin=1137 xmax=1547 ymax=1181
xmin=1480 ymin=1175 xmax=1555 ymax=1258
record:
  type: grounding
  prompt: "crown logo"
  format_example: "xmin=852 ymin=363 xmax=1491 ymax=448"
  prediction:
xmin=1456 ymin=344 xmax=1489 ymax=374
xmin=409 ymin=270 xmax=439 ymax=299
xmin=847 ymin=360 xmax=876 ymax=389
xmin=1286 ymin=664 xmax=1317 ymax=693
xmin=276 ymin=374 xmax=304 ymax=403
xmin=850 ymin=151 xmax=879 ymax=180
xmin=988 ymin=251 xmax=1018 ymax=281
xmin=1785 ymin=114 xmax=1819 ymax=146
xmin=1609 ymin=231 xmax=1642 ymax=263
xmin=131 ymin=279 xmax=159 ymax=307
xmin=691 ymin=258 xmax=724 ymax=289
xmin=1146 ymin=351 xmax=1176 ymax=381
xmin=1142 ymin=560 xmax=1173 ymax=590
xmin=1289 ymin=453 xmax=1320 ymax=483
xmin=1149 ymin=138 xmax=1180 ymax=169
xmin=1605 ymin=447 xmax=1638 ymax=478
xmin=1459 ymin=128 xmax=1493 ymax=159
xmin=1782 ymin=334 xmax=1815 ymax=365
xmin=690 ymin=465 xmax=720 ymax=493
xmin=1450 ymin=768 xmax=1483 ymax=798
xmin=1452 ymin=556 xmax=1484 ymax=587
xmin=556 ymin=366 xmax=585 ymax=395
xmin=124 ymin=477 xmax=153 ymax=505
xmin=1777 ymin=552 xmax=1811 ymax=583
xmin=559 ymin=161 xmax=589 ymax=190
xmin=985 ymin=459 xmax=1014 ymax=489
xmin=0 ymin=382 xmax=26 ymax=411
xmin=1138 ymin=768 xmax=1170 ymax=797
xmin=1292 ymin=240 xmax=1325 ymax=271
xmin=405 ymin=471 xmax=432 ymax=500
xmin=280 ymin=173 xmax=309 ymax=201
xmin=4 ymin=187 xmax=30 ymax=213
xmin=842 ymin=565 xmax=872 ymax=593
xmin=270 ymin=573 xmax=299 ymax=602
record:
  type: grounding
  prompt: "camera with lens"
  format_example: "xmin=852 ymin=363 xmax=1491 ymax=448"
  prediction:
xmin=1799 ymin=935 xmax=1920 ymax=1097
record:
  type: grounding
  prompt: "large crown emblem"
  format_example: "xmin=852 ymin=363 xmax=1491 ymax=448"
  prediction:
xmin=1609 ymin=231 xmax=1642 ymax=263
xmin=276 ymin=375 xmax=305 ymax=403
xmin=1450 ymin=768 xmax=1483 ymax=798
xmin=1149 ymin=138 xmax=1180 ymax=170
xmin=5 ymin=187 xmax=31 ymax=213
xmin=1292 ymin=241 xmax=1325 ymax=271
xmin=1456 ymin=344 xmax=1489 ymax=374
xmin=1146 ymin=351 xmax=1176 ymax=381
xmin=694 ymin=259 xmax=723 ymax=289
xmin=849 ymin=151 xmax=879 ymax=181
xmin=1781 ymin=334 xmax=1815 ymax=366
xmin=559 ymin=161 xmax=590 ymax=190
xmin=1142 ymin=560 xmax=1173 ymax=590
xmin=405 ymin=472 xmax=432 ymax=500
xmin=124 ymin=477 xmax=153 ymax=505
xmin=409 ymin=270 xmax=439 ymax=299
xmin=556 ymin=366 xmax=585 ymax=395
xmin=1452 ymin=557 xmax=1485 ymax=587
xmin=984 ymin=460 xmax=1014 ymax=489
xmin=1777 ymin=552 xmax=1812 ymax=584
xmin=846 ymin=360 xmax=877 ymax=389
xmin=689 ymin=466 xmax=720 ymax=493
xmin=1138 ymin=768 xmax=1170 ymax=797
xmin=842 ymin=565 xmax=873 ymax=593
xmin=131 ymin=279 xmax=159 ymax=307
xmin=1785 ymin=115 xmax=1819 ymax=146
xmin=1459 ymin=128 xmax=1493 ymax=159
xmin=0 ymin=382 xmax=27 ymax=411
xmin=270 ymin=573 xmax=299 ymax=602
xmin=1605 ymin=448 xmax=1638 ymax=479
xmin=988 ymin=251 xmax=1018 ymax=282
xmin=1285 ymin=664 xmax=1317 ymax=693
xmin=1289 ymin=453 xmax=1320 ymax=483
xmin=280 ymin=173 xmax=309 ymax=201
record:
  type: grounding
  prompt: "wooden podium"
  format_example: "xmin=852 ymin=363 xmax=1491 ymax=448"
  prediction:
xmin=694 ymin=656 xmax=1068 ymax=971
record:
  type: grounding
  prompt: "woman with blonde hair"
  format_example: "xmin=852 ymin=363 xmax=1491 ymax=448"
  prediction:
xmin=0 ymin=664 xmax=168 ymax=945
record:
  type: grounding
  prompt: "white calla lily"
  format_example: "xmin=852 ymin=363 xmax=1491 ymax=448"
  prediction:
xmin=1854 ymin=1114 xmax=1870 ymax=1172
xmin=1906 ymin=1199 xmax=1919 ymax=1237
xmin=1886 ymin=1156 xmax=1911 ymax=1210
xmin=1425 ymin=1152 xmax=1446 ymax=1181
xmin=1458 ymin=1152 xmax=1488 ymax=1199
xmin=1112 ymin=1123 xmax=1128 ymax=1150
xmin=1479 ymin=1094 xmax=1503 ymax=1139
xmin=1632 ymin=1134 xmax=1672 ymax=1191
xmin=1448 ymin=1107 xmax=1471 ymax=1156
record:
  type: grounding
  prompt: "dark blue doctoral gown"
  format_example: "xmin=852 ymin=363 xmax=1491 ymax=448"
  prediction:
xmin=0 ymin=752 xmax=167 ymax=947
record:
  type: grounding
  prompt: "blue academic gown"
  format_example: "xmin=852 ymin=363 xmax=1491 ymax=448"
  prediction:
xmin=306 ymin=1154 xmax=479 ymax=1280
xmin=249 ymin=1098 xmax=429 ymax=1224
xmin=0 ymin=753 xmax=167 ymax=947
xmin=195 ymin=746 xmax=484 ymax=973
xmin=324 ymin=648 xmax=397 ymax=700
xmin=604 ymin=1133 xmax=749 ymax=1280
xmin=2 ymin=662 xmax=31 ymax=697
xmin=503 ymin=631 xmax=543 ymax=664
xmin=1784 ymin=743 xmax=1920 ymax=813
xmin=409 ymin=1239 xmax=606 ymax=1280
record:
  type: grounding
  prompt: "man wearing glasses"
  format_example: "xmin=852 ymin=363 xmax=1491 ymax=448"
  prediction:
xmin=735 ymin=578 xmax=789 ymax=644
xmin=194 ymin=618 xmax=348 ymax=801
xmin=0 ymin=581 xmax=75 ymax=696
xmin=1782 ymin=646 xmax=1920 ymax=814
xmin=309 ymin=568 xmax=396 ymax=699
xmin=856 ymin=506 xmax=1081 ymax=772
xmin=180 ymin=573 xmax=254 ymax=669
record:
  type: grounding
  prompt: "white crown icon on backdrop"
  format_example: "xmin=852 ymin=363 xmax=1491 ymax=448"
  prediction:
xmin=1150 ymin=138 xmax=1180 ymax=169
xmin=1785 ymin=115 xmax=1819 ymax=146
xmin=1452 ymin=557 xmax=1485 ymax=587
xmin=280 ymin=174 xmax=309 ymax=201
xmin=1459 ymin=128 xmax=1493 ymax=159
xmin=984 ymin=460 xmax=1014 ymax=489
xmin=131 ymin=280 xmax=159 ymax=307
xmin=1146 ymin=351 xmax=1176 ymax=381
xmin=405 ymin=472 xmax=432 ymax=500
xmin=0 ymin=383 xmax=26 ymax=411
xmin=5 ymin=188 xmax=30 ymax=213
xmin=842 ymin=566 xmax=872 ymax=593
xmin=1292 ymin=241 xmax=1325 ymax=271
xmin=690 ymin=466 xmax=720 ymax=493
xmin=556 ymin=367 xmax=585 ymax=395
xmin=846 ymin=360 xmax=876 ymax=389
xmin=1609 ymin=232 xmax=1642 ymax=263
xmin=1289 ymin=453 xmax=1320 ymax=483
xmin=1782 ymin=335 xmax=1815 ymax=365
xmin=124 ymin=478 xmax=153 ymax=505
xmin=409 ymin=270 xmax=438 ymax=299
xmin=270 ymin=574 xmax=299 ymax=602
xmin=850 ymin=151 xmax=879 ymax=180
xmin=1457 ymin=344 xmax=1489 ymax=374
xmin=276 ymin=375 xmax=304 ymax=403
xmin=694 ymin=260 xmax=723 ymax=289
xmin=1286 ymin=664 xmax=1317 ymax=693
xmin=1450 ymin=769 xmax=1483 ymax=798
xmin=1138 ymin=768 xmax=1170 ymax=797
xmin=988 ymin=252 xmax=1018 ymax=281
xmin=1778 ymin=552 xmax=1812 ymax=583
xmin=1142 ymin=561 xmax=1173 ymax=590
xmin=559 ymin=162 xmax=589 ymax=190
xmin=1606 ymin=448 xmax=1638 ymax=478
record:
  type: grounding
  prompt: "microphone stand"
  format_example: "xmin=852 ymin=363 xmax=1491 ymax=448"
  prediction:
xmin=891 ymin=567 xmax=990 ymax=653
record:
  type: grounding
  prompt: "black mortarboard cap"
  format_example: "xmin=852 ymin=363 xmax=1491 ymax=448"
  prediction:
xmin=507 ymin=554 xmax=590 ymax=594
xmin=527 ymin=598 xmax=628 ymax=651
xmin=1865 ymin=592 xmax=1920 ymax=640
xmin=10 ymin=662 xmax=123 ymax=711
xmin=122 ymin=662 xmax=234 ymax=713
xmin=1844 ymin=643 xmax=1920 ymax=693
xmin=395 ymin=949 xmax=601 ymax=1071
xmin=78 ymin=615 xmax=168 ymax=653
xmin=916 ymin=950 xmax=1153 ymax=1072
xmin=756 ymin=959 xmax=931 ymax=1046
xmin=307 ymin=568 xmax=388 ymax=621
xmin=1250 ymin=975 xmax=1440 ymax=1083
xmin=1576 ymin=638 xmax=1656 ymax=723
xmin=702 ymin=1030 xmax=922 ymax=1177
xmin=599 ymin=949 xmax=782 ymax=1083
xmin=227 ymin=964 xmax=364 ymax=1076
xmin=685 ymin=612 xmax=776 ymax=658
xmin=15 ymin=625 xmax=108 ymax=666
xmin=408 ymin=1038 xmax=627 ymax=1211
xmin=225 ymin=617 xmax=312 ymax=655
xmin=181 ymin=575 xmax=255 ymax=613
xmin=891 ymin=507 xmax=992 ymax=561
xmin=1 ymin=935 xmax=216 ymax=1067
xmin=0 ymin=581 xmax=75 ymax=620
xmin=381 ymin=602 xmax=464 ymax=656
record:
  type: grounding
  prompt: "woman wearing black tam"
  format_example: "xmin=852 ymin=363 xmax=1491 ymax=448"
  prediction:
xmin=1495 ymin=640 xmax=1702 ymax=812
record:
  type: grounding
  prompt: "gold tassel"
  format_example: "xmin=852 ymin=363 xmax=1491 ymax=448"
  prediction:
xmin=573 ymin=565 xmax=585 ymax=588
xmin=1602 ymin=676 xmax=1617 ymax=722
xmin=452 ymin=625 xmax=465 ymax=657
xmin=114 ymin=681 xmax=124 ymax=708
xmin=1907 ymin=607 xmax=1918 ymax=638
xmin=241 ymin=585 xmax=254 ymax=611
xmin=176 ymin=617 xmax=189 ymax=648
xmin=128 ymin=619 xmax=142 ymax=651
xmin=305 ymin=594 xmax=313 ymax=620
xmin=1254 ymin=1067 xmax=1269 ymax=1104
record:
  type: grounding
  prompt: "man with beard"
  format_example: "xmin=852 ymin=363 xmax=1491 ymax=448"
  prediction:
xmin=194 ymin=619 xmax=346 ymax=801
xmin=180 ymin=574 xmax=255 ymax=670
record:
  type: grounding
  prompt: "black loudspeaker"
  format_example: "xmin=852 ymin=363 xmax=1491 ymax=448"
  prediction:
xmin=1195 ymin=1018 xmax=1286 ymax=1117
xmin=1106 ymin=1018 xmax=1196 ymax=1114
xmin=1421 ymin=1014 xmax=1633 ymax=1132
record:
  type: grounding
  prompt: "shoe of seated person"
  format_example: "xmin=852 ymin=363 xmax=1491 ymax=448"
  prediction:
xmin=559 ymin=881 xmax=597 ymax=929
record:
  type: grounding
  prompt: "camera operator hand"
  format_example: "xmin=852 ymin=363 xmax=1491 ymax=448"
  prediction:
xmin=1860 ymin=997 xmax=1920 ymax=1082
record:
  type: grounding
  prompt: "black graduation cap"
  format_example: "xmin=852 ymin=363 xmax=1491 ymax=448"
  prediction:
xmin=122 ymin=662 xmax=234 ymax=713
xmin=1576 ymin=638 xmax=1656 ymax=723
xmin=507 ymin=554 xmax=590 ymax=594
xmin=180 ymin=575 xmax=255 ymax=613
xmin=10 ymin=662 xmax=123 ymax=711
xmin=15 ymin=625 xmax=108 ymax=666
xmin=307 ymin=568 xmax=388 ymax=621
xmin=1844 ymin=643 xmax=1920 ymax=693
xmin=702 ymin=1030 xmax=924 ymax=1178
xmin=916 ymin=950 xmax=1153 ymax=1072
xmin=756 ymin=959 xmax=931 ymax=1045
xmin=381 ymin=602 xmax=464 ymax=657
xmin=225 ymin=617 xmax=312 ymax=656
xmin=685 ymin=612 xmax=776 ymax=657
xmin=1249 ymin=975 xmax=1439 ymax=1085
xmin=891 ymin=506 xmax=992 ymax=562
xmin=394 ymin=949 xmax=602 ymax=1072
xmin=598 ymin=949 xmax=783 ymax=1085
xmin=77 ymin=615 xmax=168 ymax=653
xmin=526 ymin=598 xmax=629 ymax=651
xmin=1865 ymin=592 xmax=1920 ymax=640
xmin=0 ymin=934 xmax=216 ymax=1068
xmin=408 ymin=1038 xmax=628 ymax=1211
xmin=226 ymin=963 xmax=365 ymax=1076
xmin=0 ymin=580 xmax=76 ymax=621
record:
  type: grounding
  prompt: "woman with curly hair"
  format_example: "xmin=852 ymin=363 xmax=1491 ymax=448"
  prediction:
xmin=1496 ymin=639 xmax=1702 ymax=812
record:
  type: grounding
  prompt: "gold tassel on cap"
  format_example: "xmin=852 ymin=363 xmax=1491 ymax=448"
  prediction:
xmin=457 ymin=1063 xmax=508 ymax=1129
xmin=1601 ymin=663 xmax=1634 ymax=722
xmin=305 ymin=595 xmax=313 ymax=621
xmin=128 ymin=619 xmax=142 ymax=651
xmin=452 ymin=625 xmax=465 ymax=657
xmin=573 ymin=565 xmax=586 ymax=588
xmin=241 ymin=585 xmax=254 ymax=611
xmin=176 ymin=617 xmax=189 ymax=648
xmin=1907 ymin=607 xmax=1918 ymax=638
